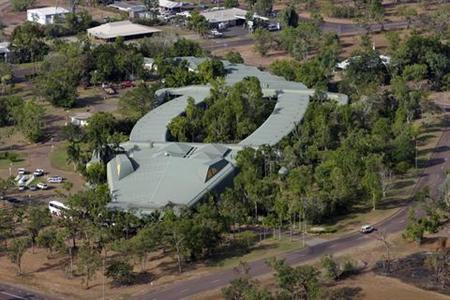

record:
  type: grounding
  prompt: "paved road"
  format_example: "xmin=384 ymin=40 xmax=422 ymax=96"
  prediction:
xmin=137 ymin=103 xmax=450 ymax=300
xmin=204 ymin=19 xmax=408 ymax=50
xmin=0 ymin=282 xmax=55 ymax=300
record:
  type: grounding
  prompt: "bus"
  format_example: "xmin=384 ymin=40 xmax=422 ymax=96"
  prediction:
xmin=48 ymin=200 xmax=69 ymax=217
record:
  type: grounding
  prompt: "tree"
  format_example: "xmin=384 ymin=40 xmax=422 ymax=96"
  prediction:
xmin=85 ymin=162 xmax=106 ymax=185
xmin=8 ymin=237 xmax=31 ymax=275
xmin=26 ymin=207 xmax=52 ymax=253
xmin=197 ymin=59 xmax=226 ymax=83
xmin=187 ymin=12 xmax=209 ymax=37
xmin=402 ymin=208 xmax=424 ymax=244
xmin=0 ymin=62 xmax=13 ymax=95
xmin=64 ymin=11 xmax=93 ymax=33
xmin=35 ymin=53 xmax=80 ymax=108
xmin=222 ymin=262 xmax=273 ymax=300
xmin=10 ymin=22 xmax=48 ymax=63
xmin=143 ymin=0 xmax=159 ymax=19
xmin=105 ymin=260 xmax=134 ymax=286
xmin=224 ymin=0 xmax=239 ymax=8
xmin=85 ymin=112 xmax=117 ymax=163
xmin=77 ymin=244 xmax=102 ymax=289
xmin=362 ymin=154 xmax=383 ymax=211
xmin=0 ymin=207 xmax=15 ymax=248
xmin=161 ymin=210 xmax=190 ymax=273
xmin=279 ymin=5 xmax=299 ymax=28
xmin=320 ymin=255 xmax=339 ymax=281
xmin=36 ymin=227 xmax=64 ymax=256
xmin=10 ymin=0 xmax=35 ymax=11
xmin=254 ymin=0 xmax=273 ymax=16
xmin=224 ymin=51 xmax=244 ymax=64
xmin=119 ymin=83 xmax=157 ymax=121
xmin=128 ymin=225 xmax=158 ymax=271
xmin=253 ymin=28 xmax=272 ymax=56
xmin=269 ymin=258 xmax=322 ymax=299
xmin=16 ymin=100 xmax=45 ymax=142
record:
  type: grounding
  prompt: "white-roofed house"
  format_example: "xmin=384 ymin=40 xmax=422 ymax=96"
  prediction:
xmin=200 ymin=7 xmax=247 ymax=27
xmin=87 ymin=20 xmax=162 ymax=41
xmin=27 ymin=7 xmax=70 ymax=25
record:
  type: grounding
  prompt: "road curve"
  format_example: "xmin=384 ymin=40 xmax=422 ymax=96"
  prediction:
xmin=136 ymin=103 xmax=450 ymax=300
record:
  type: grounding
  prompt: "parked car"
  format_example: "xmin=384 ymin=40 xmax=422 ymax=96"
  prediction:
xmin=120 ymin=80 xmax=135 ymax=89
xmin=18 ymin=184 xmax=26 ymax=191
xmin=210 ymin=29 xmax=223 ymax=38
xmin=360 ymin=224 xmax=375 ymax=233
xmin=29 ymin=185 xmax=37 ymax=191
xmin=34 ymin=168 xmax=44 ymax=176
xmin=17 ymin=168 xmax=26 ymax=175
xmin=267 ymin=23 xmax=281 ymax=31
xmin=47 ymin=176 xmax=63 ymax=183
xmin=37 ymin=183 xmax=48 ymax=190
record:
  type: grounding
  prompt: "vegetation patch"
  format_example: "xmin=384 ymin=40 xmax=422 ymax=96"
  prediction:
xmin=168 ymin=77 xmax=275 ymax=143
xmin=0 ymin=151 xmax=27 ymax=169
xmin=49 ymin=143 xmax=72 ymax=172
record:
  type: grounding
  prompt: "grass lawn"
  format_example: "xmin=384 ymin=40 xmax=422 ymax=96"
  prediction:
xmin=0 ymin=152 xmax=27 ymax=169
xmin=209 ymin=237 xmax=304 ymax=269
xmin=49 ymin=143 xmax=72 ymax=172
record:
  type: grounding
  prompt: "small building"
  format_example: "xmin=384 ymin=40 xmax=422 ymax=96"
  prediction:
xmin=201 ymin=7 xmax=247 ymax=27
xmin=69 ymin=112 xmax=92 ymax=127
xmin=159 ymin=0 xmax=191 ymax=13
xmin=0 ymin=42 xmax=10 ymax=62
xmin=87 ymin=20 xmax=161 ymax=41
xmin=27 ymin=7 xmax=70 ymax=25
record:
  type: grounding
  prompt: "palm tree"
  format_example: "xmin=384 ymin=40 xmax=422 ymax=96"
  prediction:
xmin=66 ymin=141 xmax=81 ymax=171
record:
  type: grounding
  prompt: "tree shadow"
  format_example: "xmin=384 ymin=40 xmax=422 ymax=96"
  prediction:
xmin=329 ymin=286 xmax=364 ymax=300
xmin=418 ymin=157 xmax=445 ymax=168
xmin=389 ymin=179 xmax=415 ymax=191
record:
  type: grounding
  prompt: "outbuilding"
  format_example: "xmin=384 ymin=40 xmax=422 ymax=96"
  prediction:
xmin=87 ymin=20 xmax=161 ymax=41
xmin=69 ymin=112 xmax=93 ymax=127
xmin=200 ymin=7 xmax=247 ymax=27
xmin=27 ymin=7 xmax=70 ymax=25
xmin=0 ymin=42 xmax=10 ymax=62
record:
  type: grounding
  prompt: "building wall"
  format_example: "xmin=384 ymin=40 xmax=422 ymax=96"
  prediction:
xmin=26 ymin=12 xmax=67 ymax=25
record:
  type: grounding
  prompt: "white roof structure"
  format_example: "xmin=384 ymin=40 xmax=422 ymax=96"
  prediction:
xmin=108 ymin=2 xmax=146 ymax=12
xmin=159 ymin=0 xmax=189 ymax=9
xmin=87 ymin=21 xmax=161 ymax=40
xmin=107 ymin=58 xmax=348 ymax=215
xmin=0 ymin=42 xmax=10 ymax=54
xmin=27 ymin=6 xmax=69 ymax=15
xmin=200 ymin=7 xmax=247 ymax=23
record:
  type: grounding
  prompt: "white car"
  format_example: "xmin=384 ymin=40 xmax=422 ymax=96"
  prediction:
xmin=37 ymin=183 xmax=48 ymax=190
xmin=47 ymin=176 xmax=63 ymax=183
xmin=267 ymin=23 xmax=281 ymax=31
xmin=210 ymin=29 xmax=223 ymax=38
xmin=360 ymin=224 xmax=375 ymax=233
xmin=18 ymin=183 xmax=26 ymax=191
xmin=34 ymin=169 xmax=44 ymax=176
xmin=17 ymin=168 xmax=26 ymax=175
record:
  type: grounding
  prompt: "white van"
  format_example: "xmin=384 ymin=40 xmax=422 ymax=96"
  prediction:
xmin=48 ymin=200 xmax=69 ymax=216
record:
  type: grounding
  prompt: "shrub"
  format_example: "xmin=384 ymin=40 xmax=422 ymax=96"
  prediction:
xmin=105 ymin=260 xmax=135 ymax=285
xmin=234 ymin=230 xmax=258 ymax=251
xmin=320 ymin=254 xmax=340 ymax=280
xmin=224 ymin=51 xmax=244 ymax=64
